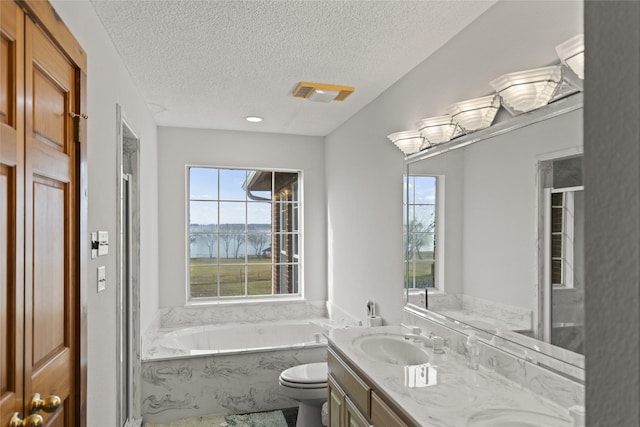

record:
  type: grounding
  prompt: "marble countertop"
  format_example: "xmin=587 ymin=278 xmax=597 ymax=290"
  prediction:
xmin=328 ymin=326 xmax=575 ymax=427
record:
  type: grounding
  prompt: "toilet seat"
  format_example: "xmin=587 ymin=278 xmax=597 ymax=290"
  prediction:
xmin=279 ymin=362 xmax=328 ymax=389
xmin=279 ymin=378 xmax=327 ymax=389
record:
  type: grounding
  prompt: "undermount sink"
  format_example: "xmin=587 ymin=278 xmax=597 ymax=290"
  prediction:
xmin=353 ymin=334 xmax=430 ymax=366
xmin=467 ymin=408 xmax=571 ymax=427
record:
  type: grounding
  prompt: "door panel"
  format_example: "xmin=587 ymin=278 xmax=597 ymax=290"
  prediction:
xmin=32 ymin=178 xmax=67 ymax=365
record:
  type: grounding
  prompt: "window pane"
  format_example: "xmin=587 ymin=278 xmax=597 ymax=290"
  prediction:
xmin=275 ymin=172 xmax=299 ymax=202
xmin=220 ymin=169 xmax=248 ymax=201
xmin=190 ymin=261 xmax=218 ymax=298
xmin=190 ymin=234 xmax=219 ymax=261
xmin=245 ymin=170 xmax=272 ymax=200
xmin=247 ymin=233 xmax=271 ymax=260
xmin=190 ymin=167 xmax=218 ymax=200
xmin=412 ymin=233 xmax=435 ymax=259
xmin=219 ymin=262 xmax=246 ymax=296
xmin=220 ymin=202 xmax=246 ymax=230
xmin=190 ymin=201 xmax=217 ymax=227
xmin=274 ymin=263 xmax=296 ymax=294
xmin=292 ymin=203 xmax=299 ymax=232
xmin=414 ymin=176 xmax=436 ymax=204
xmin=248 ymin=202 xmax=271 ymax=228
xmin=216 ymin=233 xmax=245 ymax=260
xmin=412 ymin=261 xmax=435 ymax=288
xmin=415 ymin=205 xmax=435 ymax=230
xmin=247 ymin=264 xmax=273 ymax=295
xmin=273 ymin=233 xmax=298 ymax=263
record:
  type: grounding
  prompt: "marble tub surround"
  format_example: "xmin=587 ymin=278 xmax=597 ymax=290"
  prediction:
xmin=157 ymin=300 xmax=328 ymax=329
xmin=328 ymin=325 xmax=576 ymax=427
xmin=143 ymin=318 xmax=332 ymax=361
xmin=141 ymin=346 xmax=325 ymax=424
xmin=402 ymin=307 xmax=584 ymax=407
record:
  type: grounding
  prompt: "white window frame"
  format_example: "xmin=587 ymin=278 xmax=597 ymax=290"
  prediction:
xmin=185 ymin=165 xmax=304 ymax=305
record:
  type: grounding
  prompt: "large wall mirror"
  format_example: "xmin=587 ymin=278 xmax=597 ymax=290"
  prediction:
xmin=404 ymin=94 xmax=584 ymax=377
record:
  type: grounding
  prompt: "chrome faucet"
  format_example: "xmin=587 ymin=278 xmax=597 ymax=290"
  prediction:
xmin=403 ymin=328 xmax=445 ymax=354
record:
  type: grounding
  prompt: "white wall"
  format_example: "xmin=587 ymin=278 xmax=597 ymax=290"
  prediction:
xmin=50 ymin=2 xmax=159 ymax=424
xmin=325 ymin=1 xmax=583 ymax=325
xmin=157 ymin=127 xmax=326 ymax=306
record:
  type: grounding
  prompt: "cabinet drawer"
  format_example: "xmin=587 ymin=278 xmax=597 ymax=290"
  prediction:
xmin=371 ymin=392 xmax=409 ymax=427
xmin=328 ymin=349 xmax=371 ymax=416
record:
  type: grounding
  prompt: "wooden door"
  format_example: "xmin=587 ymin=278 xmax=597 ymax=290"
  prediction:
xmin=1 ymin=1 xmax=86 ymax=426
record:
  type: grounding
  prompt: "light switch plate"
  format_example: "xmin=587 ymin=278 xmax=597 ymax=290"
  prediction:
xmin=98 ymin=231 xmax=109 ymax=256
xmin=91 ymin=232 xmax=98 ymax=259
xmin=97 ymin=266 xmax=106 ymax=292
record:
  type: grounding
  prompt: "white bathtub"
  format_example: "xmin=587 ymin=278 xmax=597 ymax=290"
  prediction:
xmin=155 ymin=319 xmax=328 ymax=356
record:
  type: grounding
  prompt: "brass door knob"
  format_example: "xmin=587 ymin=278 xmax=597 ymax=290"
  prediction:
xmin=9 ymin=413 xmax=43 ymax=427
xmin=30 ymin=393 xmax=61 ymax=413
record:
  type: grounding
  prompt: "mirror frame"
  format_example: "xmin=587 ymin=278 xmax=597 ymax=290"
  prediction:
xmin=404 ymin=93 xmax=584 ymax=381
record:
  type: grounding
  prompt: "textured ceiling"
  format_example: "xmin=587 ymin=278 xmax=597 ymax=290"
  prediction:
xmin=90 ymin=0 xmax=496 ymax=136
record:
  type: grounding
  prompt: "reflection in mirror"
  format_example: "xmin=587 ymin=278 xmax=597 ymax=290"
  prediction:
xmin=539 ymin=155 xmax=584 ymax=355
xmin=404 ymin=98 xmax=584 ymax=373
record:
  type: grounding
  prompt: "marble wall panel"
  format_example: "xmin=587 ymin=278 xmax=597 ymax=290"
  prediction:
xmin=141 ymin=347 xmax=326 ymax=423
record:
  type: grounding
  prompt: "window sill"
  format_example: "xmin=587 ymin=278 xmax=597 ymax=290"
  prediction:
xmin=185 ymin=294 xmax=304 ymax=308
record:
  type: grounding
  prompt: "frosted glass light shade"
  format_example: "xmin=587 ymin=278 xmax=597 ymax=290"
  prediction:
xmin=490 ymin=65 xmax=563 ymax=116
xmin=556 ymin=34 xmax=584 ymax=79
xmin=446 ymin=94 xmax=500 ymax=133
xmin=416 ymin=115 xmax=464 ymax=146
xmin=387 ymin=130 xmax=424 ymax=155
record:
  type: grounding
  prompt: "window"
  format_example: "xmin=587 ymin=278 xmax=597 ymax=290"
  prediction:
xmin=188 ymin=167 xmax=301 ymax=301
xmin=404 ymin=175 xmax=437 ymax=290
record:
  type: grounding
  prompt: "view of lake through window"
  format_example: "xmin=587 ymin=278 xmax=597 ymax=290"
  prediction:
xmin=188 ymin=167 xmax=301 ymax=299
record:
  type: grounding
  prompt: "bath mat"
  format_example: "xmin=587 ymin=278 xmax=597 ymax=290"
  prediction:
xmin=224 ymin=410 xmax=288 ymax=427
xmin=144 ymin=413 xmax=227 ymax=427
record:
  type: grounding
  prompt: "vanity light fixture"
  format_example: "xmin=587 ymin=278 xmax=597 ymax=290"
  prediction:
xmin=490 ymin=65 xmax=580 ymax=116
xmin=446 ymin=94 xmax=501 ymax=133
xmin=387 ymin=130 xmax=424 ymax=155
xmin=555 ymin=34 xmax=584 ymax=80
xmin=245 ymin=116 xmax=263 ymax=123
xmin=416 ymin=115 xmax=464 ymax=146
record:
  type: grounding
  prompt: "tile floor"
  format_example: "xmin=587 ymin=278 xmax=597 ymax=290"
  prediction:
xmin=145 ymin=408 xmax=298 ymax=427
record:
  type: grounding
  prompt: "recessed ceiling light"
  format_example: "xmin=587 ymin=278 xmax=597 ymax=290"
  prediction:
xmin=245 ymin=116 xmax=263 ymax=123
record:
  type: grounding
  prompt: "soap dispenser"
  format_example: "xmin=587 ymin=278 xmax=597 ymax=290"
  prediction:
xmin=465 ymin=331 xmax=480 ymax=370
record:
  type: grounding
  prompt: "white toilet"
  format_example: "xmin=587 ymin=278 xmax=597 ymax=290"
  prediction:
xmin=279 ymin=362 xmax=328 ymax=427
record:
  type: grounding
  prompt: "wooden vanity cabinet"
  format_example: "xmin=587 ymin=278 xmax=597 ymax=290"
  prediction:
xmin=327 ymin=347 xmax=412 ymax=427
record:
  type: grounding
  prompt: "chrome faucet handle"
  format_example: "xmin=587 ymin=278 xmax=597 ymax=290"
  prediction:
xmin=411 ymin=326 xmax=422 ymax=335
